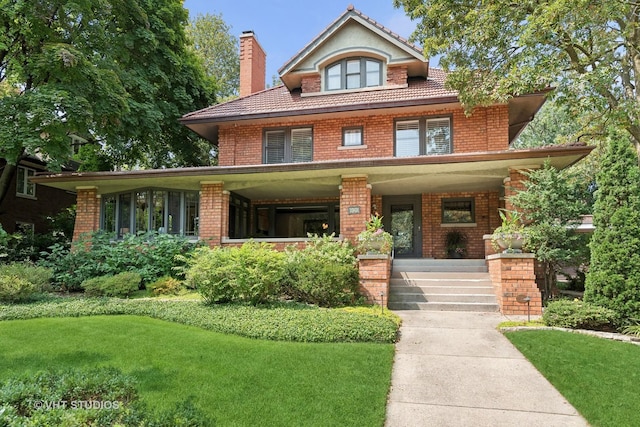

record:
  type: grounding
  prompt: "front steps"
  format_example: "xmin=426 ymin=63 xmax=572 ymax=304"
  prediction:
xmin=388 ymin=259 xmax=499 ymax=312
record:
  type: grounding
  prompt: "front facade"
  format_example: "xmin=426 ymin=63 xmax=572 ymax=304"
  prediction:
xmin=34 ymin=6 xmax=592 ymax=258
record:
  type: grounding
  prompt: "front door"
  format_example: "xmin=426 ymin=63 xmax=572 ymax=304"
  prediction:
xmin=383 ymin=196 xmax=422 ymax=258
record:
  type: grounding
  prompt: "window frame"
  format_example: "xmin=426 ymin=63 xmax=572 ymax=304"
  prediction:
xmin=16 ymin=166 xmax=36 ymax=198
xmin=263 ymin=126 xmax=313 ymax=164
xmin=324 ymin=57 xmax=383 ymax=91
xmin=441 ymin=198 xmax=475 ymax=224
xmin=342 ymin=126 xmax=363 ymax=147
xmin=394 ymin=115 xmax=453 ymax=157
xmin=101 ymin=189 xmax=199 ymax=238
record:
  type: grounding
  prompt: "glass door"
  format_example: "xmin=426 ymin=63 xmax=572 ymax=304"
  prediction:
xmin=383 ymin=196 xmax=422 ymax=258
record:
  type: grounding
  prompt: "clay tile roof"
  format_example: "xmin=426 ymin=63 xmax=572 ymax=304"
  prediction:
xmin=181 ymin=68 xmax=458 ymax=124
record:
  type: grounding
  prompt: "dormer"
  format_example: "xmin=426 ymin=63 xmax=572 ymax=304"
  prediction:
xmin=278 ymin=5 xmax=428 ymax=95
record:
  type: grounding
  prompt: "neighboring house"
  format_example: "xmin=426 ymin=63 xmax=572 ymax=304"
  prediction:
xmin=33 ymin=6 xmax=592 ymax=257
xmin=0 ymin=155 xmax=77 ymax=234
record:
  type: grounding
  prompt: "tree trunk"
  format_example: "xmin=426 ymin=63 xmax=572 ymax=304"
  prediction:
xmin=0 ymin=163 xmax=17 ymax=211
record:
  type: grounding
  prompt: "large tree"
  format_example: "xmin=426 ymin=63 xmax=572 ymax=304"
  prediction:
xmin=394 ymin=0 xmax=639 ymax=151
xmin=584 ymin=131 xmax=640 ymax=321
xmin=186 ymin=13 xmax=239 ymax=101
xmin=0 ymin=0 xmax=215 ymax=205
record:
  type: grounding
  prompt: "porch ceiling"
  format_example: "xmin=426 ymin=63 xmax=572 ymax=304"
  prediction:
xmin=33 ymin=145 xmax=593 ymax=200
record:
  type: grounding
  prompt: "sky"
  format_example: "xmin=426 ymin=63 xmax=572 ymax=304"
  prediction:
xmin=182 ymin=1 xmax=420 ymax=82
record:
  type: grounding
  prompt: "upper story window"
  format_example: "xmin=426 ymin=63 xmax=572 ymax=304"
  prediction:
xmin=325 ymin=57 xmax=382 ymax=91
xmin=16 ymin=166 xmax=36 ymax=198
xmin=395 ymin=117 xmax=452 ymax=157
xmin=342 ymin=127 xmax=363 ymax=147
xmin=264 ymin=127 xmax=313 ymax=164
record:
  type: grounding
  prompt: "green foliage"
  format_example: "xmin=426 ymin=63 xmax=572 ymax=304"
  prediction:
xmin=513 ymin=100 xmax=585 ymax=148
xmin=507 ymin=162 xmax=589 ymax=298
xmin=394 ymin=0 xmax=639 ymax=150
xmin=187 ymin=13 xmax=240 ymax=100
xmin=0 ymin=298 xmax=400 ymax=344
xmin=283 ymin=235 xmax=359 ymax=307
xmin=0 ymin=263 xmax=52 ymax=303
xmin=357 ymin=215 xmax=393 ymax=255
xmin=186 ymin=242 xmax=285 ymax=305
xmin=543 ymin=299 xmax=619 ymax=331
xmin=40 ymin=232 xmax=198 ymax=291
xmin=585 ymin=134 xmax=640 ymax=320
xmin=81 ymin=272 xmax=141 ymax=298
xmin=148 ymin=276 xmax=184 ymax=296
xmin=0 ymin=367 xmax=210 ymax=426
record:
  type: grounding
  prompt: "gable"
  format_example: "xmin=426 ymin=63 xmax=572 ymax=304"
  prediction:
xmin=279 ymin=7 xmax=427 ymax=90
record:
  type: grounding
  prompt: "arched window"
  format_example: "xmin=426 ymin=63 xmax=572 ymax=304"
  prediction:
xmin=325 ymin=57 xmax=382 ymax=91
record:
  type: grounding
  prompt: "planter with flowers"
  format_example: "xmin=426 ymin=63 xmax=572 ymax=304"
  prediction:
xmin=357 ymin=214 xmax=393 ymax=255
xmin=491 ymin=209 xmax=527 ymax=253
xmin=445 ymin=230 xmax=468 ymax=258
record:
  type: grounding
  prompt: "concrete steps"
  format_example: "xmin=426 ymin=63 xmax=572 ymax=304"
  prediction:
xmin=388 ymin=259 xmax=499 ymax=312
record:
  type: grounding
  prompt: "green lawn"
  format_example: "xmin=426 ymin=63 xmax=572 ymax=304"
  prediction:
xmin=504 ymin=330 xmax=640 ymax=427
xmin=0 ymin=315 xmax=394 ymax=426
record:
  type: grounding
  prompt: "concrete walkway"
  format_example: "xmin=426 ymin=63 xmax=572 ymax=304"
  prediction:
xmin=385 ymin=311 xmax=589 ymax=427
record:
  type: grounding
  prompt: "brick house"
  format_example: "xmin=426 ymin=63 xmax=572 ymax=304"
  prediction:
xmin=34 ymin=6 xmax=592 ymax=261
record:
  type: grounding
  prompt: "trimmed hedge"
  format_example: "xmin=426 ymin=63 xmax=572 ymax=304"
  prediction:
xmin=0 ymin=298 xmax=400 ymax=343
xmin=81 ymin=272 xmax=141 ymax=298
xmin=543 ymin=299 xmax=619 ymax=331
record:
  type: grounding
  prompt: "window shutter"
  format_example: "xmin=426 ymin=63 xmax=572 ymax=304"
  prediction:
xmin=395 ymin=120 xmax=420 ymax=157
xmin=426 ymin=118 xmax=451 ymax=155
xmin=265 ymin=130 xmax=285 ymax=164
xmin=290 ymin=128 xmax=313 ymax=162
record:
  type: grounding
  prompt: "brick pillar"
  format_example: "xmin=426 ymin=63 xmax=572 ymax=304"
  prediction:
xmin=357 ymin=255 xmax=391 ymax=306
xmin=504 ymin=168 xmax=530 ymax=211
xmin=487 ymin=253 xmax=542 ymax=315
xmin=73 ymin=187 xmax=100 ymax=243
xmin=199 ymin=182 xmax=228 ymax=247
xmin=340 ymin=176 xmax=370 ymax=244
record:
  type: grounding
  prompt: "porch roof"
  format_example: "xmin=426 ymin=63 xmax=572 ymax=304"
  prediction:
xmin=33 ymin=145 xmax=593 ymax=200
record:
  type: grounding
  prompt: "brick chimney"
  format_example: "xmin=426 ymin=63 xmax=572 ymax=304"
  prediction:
xmin=239 ymin=31 xmax=266 ymax=97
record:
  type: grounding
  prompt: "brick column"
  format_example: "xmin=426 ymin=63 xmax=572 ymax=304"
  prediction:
xmin=340 ymin=176 xmax=370 ymax=244
xmin=504 ymin=168 xmax=532 ymax=211
xmin=357 ymin=255 xmax=391 ymax=306
xmin=73 ymin=187 xmax=100 ymax=243
xmin=199 ymin=182 xmax=228 ymax=247
xmin=487 ymin=253 xmax=542 ymax=315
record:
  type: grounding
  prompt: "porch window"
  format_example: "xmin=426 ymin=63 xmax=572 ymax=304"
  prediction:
xmin=102 ymin=189 xmax=199 ymax=238
xmin=16 ymin=166 xmax=36 ymax=198
xmin=325 ymin=57 xmax=382 ymax=91
xmin=253 ymin=203 xmax=339 ymax=238
xmin=395 ymin=116 xmax=452 ymax=156
xmin=442 ymin=198 xmax=475 ymax=224
xmin=264 ymin=127 xmax=313 ymax=164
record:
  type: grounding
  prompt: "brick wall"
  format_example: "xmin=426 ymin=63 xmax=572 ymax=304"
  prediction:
xmin=340 ymin=177 xmax=370 ymax=243
xmin=301 ymin=75 xmax=321 ymax=93
xmin=421 ymin=191 xmax=501 ymax=259
xmin=357 ymin=255 xmax=391 ymax=306
xmin=239 ymin=32 xmax=266 ymax=97
xmin=72 ymin=187 xmax=100 ymax=242
xmin=487 ymin=253 xmax=542 ymax=315
xmin=199 ymin=183 xmax=228 ymax=247
xmin=386 ymin=65 xmax=408 ymax=86
xmin=217 ymin=105 xmax=511 ymax=166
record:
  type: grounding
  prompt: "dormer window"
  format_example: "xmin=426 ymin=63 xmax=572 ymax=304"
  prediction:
xmin=325 ymin=57 xmax=382 ymax=91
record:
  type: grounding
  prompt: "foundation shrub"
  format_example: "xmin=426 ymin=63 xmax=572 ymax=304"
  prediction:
xmin=543 ymin=299 xmax=619 ymax=331
xmin=81 ymin=272 xmax=141 ymax=298
xmin=283 ymin=235 xmax=359 ymax=307
xmin=0 ymin=263 xmax=52 ymax=302
xmin=148 ymin=276 xmax=184 ymax=296
xmin=186 ymin=242 xmax=285 ymax=305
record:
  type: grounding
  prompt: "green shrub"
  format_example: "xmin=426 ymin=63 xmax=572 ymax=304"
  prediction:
xmin=0 ymin=367 xmax=210 ymax=426
xmin=148 ymin=276 xmax=184 ymax=296
xmin=186 ymin=242 xmax=285 ymax=305
xmin=82 ymin=272 xmax=141 ymax=298
xmin=283 ymin=235 xmax=359 ymax=307
xmin=0 ymin=263 xmax=52 ymax=302
xmin=543 ymin=299 xmax=619 ymax=331
xmin=40 ymin=232 xmax=200 ymax=291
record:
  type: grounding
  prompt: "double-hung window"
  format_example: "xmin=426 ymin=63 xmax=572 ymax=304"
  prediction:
xmin=16 ymin=166 xmax=36 ymax=197
xmin=264 ymin=127 xmax=313 ymax=164
xmin=395 ymin=117 xmax=452 ymax=157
